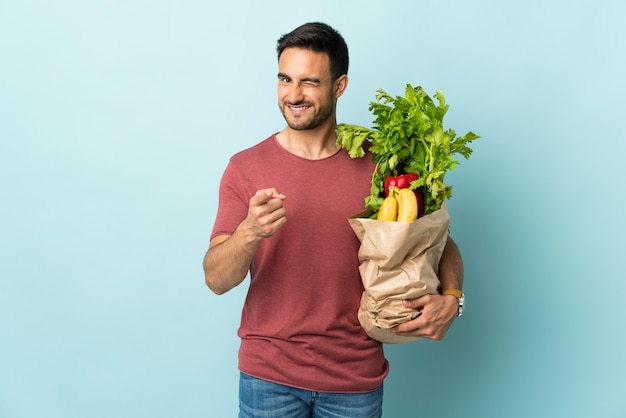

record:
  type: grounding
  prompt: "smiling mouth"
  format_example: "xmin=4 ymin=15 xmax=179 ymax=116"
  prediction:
xmin=287 ymin=103 xmax=311 ymax=113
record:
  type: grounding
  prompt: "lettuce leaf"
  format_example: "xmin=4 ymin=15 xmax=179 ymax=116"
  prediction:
xmin=337 ymin=84 xmax=480 ymax=215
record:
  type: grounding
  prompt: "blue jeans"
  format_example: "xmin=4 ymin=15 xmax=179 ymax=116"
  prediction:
xmin=239 ymin=372 xmax=383 ymax=418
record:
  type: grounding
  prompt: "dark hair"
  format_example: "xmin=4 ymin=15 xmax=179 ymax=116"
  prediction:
xmin=276 ymin=22 xmax=349 ymax=80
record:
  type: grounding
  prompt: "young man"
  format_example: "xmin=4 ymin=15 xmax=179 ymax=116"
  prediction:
xmin=204 ymin=22 xmax=464 ymax=418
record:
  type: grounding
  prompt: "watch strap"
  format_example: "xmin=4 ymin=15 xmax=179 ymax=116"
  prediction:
xmin=442 ymin=288 xmax=462 ymax=298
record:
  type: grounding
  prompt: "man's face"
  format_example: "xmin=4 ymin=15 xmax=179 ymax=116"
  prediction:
xmin=277 ymin=48 xmax=339 ymax=131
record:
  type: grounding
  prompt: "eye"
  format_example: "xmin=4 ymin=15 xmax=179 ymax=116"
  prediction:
xmin=278 ymin=76 xmax=291 ymax=84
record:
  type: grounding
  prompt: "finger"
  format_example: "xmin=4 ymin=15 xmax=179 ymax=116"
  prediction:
xmin=256 ymin=206 xmax=287 ymax=237
xmin=402 ymin=294 xmax=429 ymax=310
xmin=251 ymin=189 xmax=283 ymax=207
xmin=263 ymin=187 xmax=286 ymax=202
xmin=250 ymin=190 xmax=272 ymax=207
xmin=252 ymin=194 xmax=287 ymax=235
xmin=264 ymin=205 xmax=287 ymax=224
xmin=393 ymin=314 xmax=426 ymax=334
xmin=268 ymin=188 xmax=286 ymax=200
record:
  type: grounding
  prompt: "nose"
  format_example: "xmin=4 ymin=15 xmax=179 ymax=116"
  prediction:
xmin=286 ymin=83 xmax=304 ymax=104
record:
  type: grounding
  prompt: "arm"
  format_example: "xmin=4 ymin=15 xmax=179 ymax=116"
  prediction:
xmin=438 ymin=236 xmax=464 ymax=294
xmin=203 ymin=188 xmax=287 ymax=295
xmin=391 ymin=236 xmax=464 ymax=340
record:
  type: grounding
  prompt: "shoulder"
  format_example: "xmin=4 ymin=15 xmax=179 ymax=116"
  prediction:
xmin=226 ymin=135 xmax=282 ymax=173
xmin=229 ymin=134 xmax=278 ymax=164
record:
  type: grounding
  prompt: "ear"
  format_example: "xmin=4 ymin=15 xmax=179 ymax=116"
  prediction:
xmin=334 ymin=74 xmax=349 ymax=98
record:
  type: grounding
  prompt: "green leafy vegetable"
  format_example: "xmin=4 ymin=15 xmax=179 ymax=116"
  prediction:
xmin=337 ymin=84 xmax=480 ymax=216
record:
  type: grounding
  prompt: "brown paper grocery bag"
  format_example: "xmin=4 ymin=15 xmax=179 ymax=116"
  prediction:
xmin=348 ymin=202 xmax=450 ymax=344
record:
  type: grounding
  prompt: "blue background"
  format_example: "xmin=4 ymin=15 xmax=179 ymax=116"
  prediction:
xmin=1 ymin=1 xmax=625 ymax=417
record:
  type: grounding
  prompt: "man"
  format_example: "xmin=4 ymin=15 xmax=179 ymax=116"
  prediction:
xmin=203 ymin=22 xmax=464 ymax=418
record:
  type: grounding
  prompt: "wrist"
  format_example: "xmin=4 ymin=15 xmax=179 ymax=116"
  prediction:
xmin=442 ymin=288 xmax=464 ymax=317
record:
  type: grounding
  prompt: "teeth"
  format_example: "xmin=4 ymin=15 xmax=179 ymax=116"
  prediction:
xmin=290 ymin=106 xmax=307 ymax=111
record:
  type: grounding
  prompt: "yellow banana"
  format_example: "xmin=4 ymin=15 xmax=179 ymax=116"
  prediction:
xmin=377 ymin=195 xmax=398 ymax=221
xmin=395 ymin=188 xmax=418 ymax=223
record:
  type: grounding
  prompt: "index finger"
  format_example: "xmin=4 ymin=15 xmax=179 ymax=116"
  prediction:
xmin=251 ymin=188 xmax=286 ymax=206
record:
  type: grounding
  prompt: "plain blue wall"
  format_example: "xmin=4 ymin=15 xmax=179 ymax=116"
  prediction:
xmin=1 ymin=1 xmax=625 ymax=417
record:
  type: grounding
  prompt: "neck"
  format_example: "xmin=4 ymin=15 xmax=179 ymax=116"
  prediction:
xmin=276 ymin=124 xmax=340 ymax=160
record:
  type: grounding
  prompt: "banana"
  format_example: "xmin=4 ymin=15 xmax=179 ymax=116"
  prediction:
xmin=395 ymin=188 xmax=418 ymax=223
xmin=377 ymin=195 xmax=398 ymax=221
